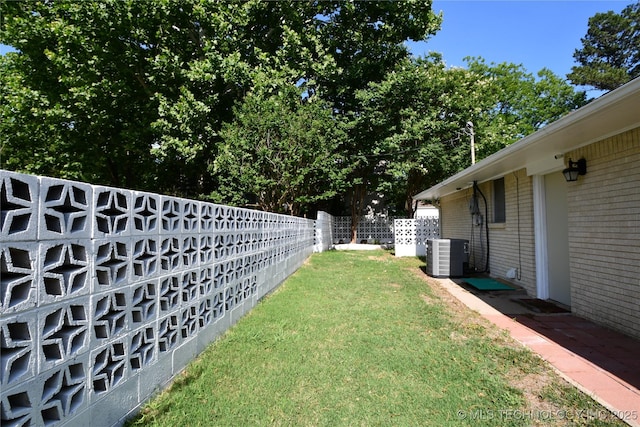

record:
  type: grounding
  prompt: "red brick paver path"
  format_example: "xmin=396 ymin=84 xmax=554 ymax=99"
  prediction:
xmin=437 ymin=279 xmax=640 ymax=426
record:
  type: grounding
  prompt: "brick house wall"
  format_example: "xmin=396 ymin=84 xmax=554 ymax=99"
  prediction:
xmin=440 ymin=128 xmax=640 ymax=339
xmin=439 ymin=169 xmax=537 ymax=295
xmin=565 ymin=128 xmax=640 ymax=339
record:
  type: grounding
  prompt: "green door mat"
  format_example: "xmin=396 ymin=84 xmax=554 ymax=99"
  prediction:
xmin=463 ymin=278 xmax=515 ymax=291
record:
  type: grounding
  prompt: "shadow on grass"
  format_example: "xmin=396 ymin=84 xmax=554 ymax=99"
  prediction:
xmin=423 ymin=267 xmax=640 ymax=395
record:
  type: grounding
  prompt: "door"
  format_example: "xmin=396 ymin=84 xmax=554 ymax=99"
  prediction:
xmin=544 ymin=173 xmax=571 ymax=306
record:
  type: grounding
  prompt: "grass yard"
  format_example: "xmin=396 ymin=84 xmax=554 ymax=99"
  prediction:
xmin=127 ymin=250 xmax=623 ymax=426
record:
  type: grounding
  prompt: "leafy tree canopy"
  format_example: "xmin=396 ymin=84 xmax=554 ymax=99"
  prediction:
xmin=568 ymin=1 xmax=640 ymax=91
xmin=0 ymin=0 xmax=331 ymax=192
xmin=354 ymin=56 xmax=587 ymax=217
xmin=353 ymin=56 xmax=481 ymax=216
xmin=465 ymin=57 xmax=587 ymax=158
xmin=1 ymin=0 xmax=589 ymax=226
xmin=212 ymin=84 xmax=351 ymax=217
xmin=0 ymin=0 xmax=440 ymax=201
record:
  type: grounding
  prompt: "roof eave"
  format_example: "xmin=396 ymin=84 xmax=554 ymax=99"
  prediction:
xmin=413 ymin=77 xmax=640 ymax=201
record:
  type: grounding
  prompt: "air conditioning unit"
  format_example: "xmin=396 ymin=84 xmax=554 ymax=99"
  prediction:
xmin=426 ymin=239 xmax=469 ymax=277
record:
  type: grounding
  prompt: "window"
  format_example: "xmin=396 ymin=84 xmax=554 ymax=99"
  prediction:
xmin=493 ymin=178 xmax=506 ymax=223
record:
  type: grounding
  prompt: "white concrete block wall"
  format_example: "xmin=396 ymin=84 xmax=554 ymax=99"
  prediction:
xmin=332 ymin=216 xmax=402 ymax=244
xmin=314 ymin=211 xmax=334 ymax=253
xmin=394 ymin=218 xmax=440 ymax=257
xmin=0 ymin=170 xmax=315 ymax=426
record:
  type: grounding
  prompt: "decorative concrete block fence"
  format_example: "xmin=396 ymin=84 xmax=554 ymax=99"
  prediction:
xmin=0 ymin=170 xmax=315 ymax=427
xmin=394 ymin=218 xmax=441 ymax=257
xmin=313 ymin=211 xmax=333 ymax=253
xmin=317 ymin=213 xmax=440 ymax=256
xmin=332 ymin=216 xmax=401 ymax=244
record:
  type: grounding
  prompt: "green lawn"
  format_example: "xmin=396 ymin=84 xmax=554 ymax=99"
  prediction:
xmin=127 ymin=250 xmax=623 ymax=426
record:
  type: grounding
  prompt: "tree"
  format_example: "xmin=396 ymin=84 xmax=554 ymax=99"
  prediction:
xmin=212 ymin=84 xmax=350 ymax=217
xmin=568 ymin=1 xmax=640 ymax=91
xmin=1 ymin=0 xmax=441 ymax=215
xmin=354 ymin=57 xmax=489 ymax=218
xmin=314 ymin=1 xmax=442 ymax=241
xmin=465 ymin=58 xmax=587 ymax=159
xmin=0 ymin=1 xmax=161 ymax=186
xmin=148 ymin=0 xmax=339 ymax=196
xmin=1 ymin=0 xmax=227 ymax=191
xmin=354 ymin=56 xmax=588 ymax=217
xmin=0 ymin=0 xmax=336 ymax=195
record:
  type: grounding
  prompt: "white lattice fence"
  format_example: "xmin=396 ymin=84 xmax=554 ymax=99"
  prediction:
xmin=332 ymin=216 xmax=351 ymax=243
xmin=0 ymin=170 xmax=315 ymax=427
xmin=394 ymin=217 xmax=441 ymax=256
xmin=332 ymin=216 xmax=401 ymax=244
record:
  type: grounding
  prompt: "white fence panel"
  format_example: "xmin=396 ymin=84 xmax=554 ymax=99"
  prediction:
xmin=394 ymin=217 xmax=440 ymax=257
xmin=332 ymin=216 xmax=401 ymax=244
xmin=313 ymin=211 xmax=333 ymax=253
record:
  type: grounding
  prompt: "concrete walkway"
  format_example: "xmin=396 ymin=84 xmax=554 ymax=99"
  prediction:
xmin=334 ymin=243 xmax=392 ymax=251
xmin=436 ymin=278 xmax=640 ymax=427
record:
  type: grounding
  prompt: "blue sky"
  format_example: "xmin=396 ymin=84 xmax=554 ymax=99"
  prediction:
xmin=1 ymin=0 xmax=629 ymax=81
xmin=0 ymin=47 xmax=13 ymax=55
xmin=408 ymin=0 xmax=629 ymax=81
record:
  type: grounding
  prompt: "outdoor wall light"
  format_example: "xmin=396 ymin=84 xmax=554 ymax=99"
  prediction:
xmin=562 ymin=158 xmax=587 ymax=182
